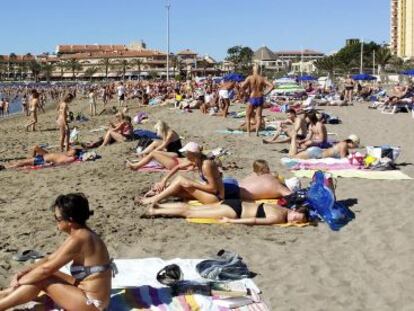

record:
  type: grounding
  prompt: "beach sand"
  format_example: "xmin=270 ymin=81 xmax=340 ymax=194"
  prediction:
xmin=0 ymin=99 xmax=413 ymax=310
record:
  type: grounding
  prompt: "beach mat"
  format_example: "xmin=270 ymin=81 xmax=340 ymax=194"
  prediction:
xmin=293 ymin=169 xmax=412 ymax=180
xmin=281 ymin=157 xmax=357 ymax=171
xmin=21 ymin=258 xmax=268 ymax=311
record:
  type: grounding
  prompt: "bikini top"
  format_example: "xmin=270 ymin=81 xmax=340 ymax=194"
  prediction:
xmin=70 ymin=259 xmax=118 ymax=281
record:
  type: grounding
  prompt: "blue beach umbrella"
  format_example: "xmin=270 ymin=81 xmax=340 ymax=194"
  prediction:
xmin=352 ymin=73 xmax=377 ymax=81
xmin=298 ymin=75 xmax=317 ymax=81
xmin=223 ymin=73 xmax=245 ymax=82
xmin=401 ymin=69 xmax=414 ymax=76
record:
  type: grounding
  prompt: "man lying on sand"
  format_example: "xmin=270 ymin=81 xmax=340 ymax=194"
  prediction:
xmin=144 ymin=200 xmax=307 ymax=225
xmin=2 ymin=145 xmax=81 ymax=169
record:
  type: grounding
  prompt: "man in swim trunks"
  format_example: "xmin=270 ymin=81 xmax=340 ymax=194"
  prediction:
xmin=4 ymin=145 xmax=80 ymax=169
xmin=218 ymin=80 xmax=236 ymax=118
xmin=240 ymin=65 xmax=274 ymax=136
xmin=298 ymin=112 xmax=329 ymax=150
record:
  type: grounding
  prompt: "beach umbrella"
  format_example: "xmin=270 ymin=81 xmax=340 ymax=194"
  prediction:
xmin=401 ymin=69 xmax=414 ymax=76
xmin=298 ymin=75 xmax=317 ymax=81
xmin=222 ymin=73 xmax=245 ymax=82
xmin=352 ymin=73 xmax=377 ymax=81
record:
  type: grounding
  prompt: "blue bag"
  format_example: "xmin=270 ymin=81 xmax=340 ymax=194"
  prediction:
xmin=306 ymin=171 xmax=355 ymax=231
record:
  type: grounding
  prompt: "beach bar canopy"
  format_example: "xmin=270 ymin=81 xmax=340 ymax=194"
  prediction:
xmin=352 ymin=73 xmax=377 ymax=81
xmin=223 ymin=73 xmax=245 ymax=82
xmin=298 ymin=75 xmax=317 ymax=81
xmin=401 ymin=69 xmax=414 ymax=76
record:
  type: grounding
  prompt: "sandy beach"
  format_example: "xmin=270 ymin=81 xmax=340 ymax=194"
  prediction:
xmin=0 ymin=98 xmax=413 ymax=311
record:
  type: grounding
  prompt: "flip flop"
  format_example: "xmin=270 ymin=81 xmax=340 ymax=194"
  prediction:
xmin=13 ymin=249 xmax=44 ymax=262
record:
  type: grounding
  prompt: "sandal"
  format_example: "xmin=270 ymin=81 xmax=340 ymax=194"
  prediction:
xmin=13 ymin=249 xmax=44 ymax=262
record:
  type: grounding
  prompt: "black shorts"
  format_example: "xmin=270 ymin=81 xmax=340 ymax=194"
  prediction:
xmin=119 ymin=94 xmax=125 ymax=101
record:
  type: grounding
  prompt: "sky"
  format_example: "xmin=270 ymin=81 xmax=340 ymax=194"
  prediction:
xmin=0 ymin=0 xmax=390 ymax=60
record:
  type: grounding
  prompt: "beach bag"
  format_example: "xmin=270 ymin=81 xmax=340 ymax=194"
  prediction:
xmin=366 ymin=145 xmax=401 ymax=162
xmin=348 ymin=152 xmax=365 ymax=167
xmin=312 ymin=171 xmax=336 ymax=196
xmin=306 ymin=171 xmax=355 ymax=231
xmin=196 ymin=250 xmax=251 ymax=281
xmin=69 ymin=128 xmax=80 ymax=144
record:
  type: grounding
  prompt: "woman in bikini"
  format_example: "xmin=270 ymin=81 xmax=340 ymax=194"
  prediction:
xmin=57 ymin=93 xmax=74 ymax=152
xmin=137 ymin=142 xmax=224 ymax=205
xmin=126 ymin=120 xmax=183 ymax=170
xmin=26 ymin=90 xmax=41 ymax=132
xmin=144 ymin=200 xmax=307 ymax=225
xmin=0 ymin=193 xmax=115 ymax=311
xmin=99 ymin=115 xmax=133 ymax=147
xmin=289 ymin=133 xmax=360 ymax=159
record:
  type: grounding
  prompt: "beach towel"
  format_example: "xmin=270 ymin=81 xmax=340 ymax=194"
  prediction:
xmin=281 ymin=157 xmax=359 ymax=170
xmin=22 ymin=258 xmax=269 ymax=311
xmin=216 ymin=129 xmax=276 ymax=137
xmin=293 ymin=169 xmax=412 ymax=180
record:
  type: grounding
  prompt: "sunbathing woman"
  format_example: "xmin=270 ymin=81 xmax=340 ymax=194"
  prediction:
xmin=126 ymin=120 xmax=183 ymax=170
xmin=239 ymin=160 xmax=292 ymax=200
xmin=144 ymin=200 xmax=307 ymax=225
xmin=99 ymin=115 xmax=133 ymax=147
xmin=3 ymin=145 xmax=81 ymax=169
xmin=137 ymin=142 xmax=224 ymax=205
xmin=289 ymin=133 xmax=359 ymax=159
xmin=0 ymin=193 xmax=115 ymax=311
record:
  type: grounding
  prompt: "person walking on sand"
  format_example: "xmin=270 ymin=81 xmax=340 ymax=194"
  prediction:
xmin=240 ymin=65 xmax=274 ymax=136
xmin=117 ymin=82 xmax=126 ymax=107
xmin=25 ymin=90 xmax=41 ymax=132
xmin=218 ymin=80 xmax=236 ymax=118
xmin=56 ymin=93 xmax=74 ymax=152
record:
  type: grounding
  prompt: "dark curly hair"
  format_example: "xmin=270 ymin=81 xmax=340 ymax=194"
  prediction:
xmin=51 ymin=193 xmax=93 ymax=226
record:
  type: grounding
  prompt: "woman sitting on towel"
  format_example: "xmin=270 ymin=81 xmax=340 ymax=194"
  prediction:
xmin=0 ymin=193 xmax=115 ymax=311
xmin=289 ymin=133 xmax=360 ymax=159
xmin=126 ymin=120 xmax=183 ymax=170
xmin=99 ymin=115 xmax=133 ymax=147
xmin=144 ymin=200 xmax=307 ymax=225
xmin=136 ymin=142 xmax=225 ymax=205
xmin=239 ymin=160 xmax=292 ymax=200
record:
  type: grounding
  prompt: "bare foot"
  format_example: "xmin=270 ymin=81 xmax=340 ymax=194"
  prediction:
xmin=134 ymin=196 xmax=154 ymax=205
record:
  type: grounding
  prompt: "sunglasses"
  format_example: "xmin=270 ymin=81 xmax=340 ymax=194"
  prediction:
xmin=54 ymin=215 xmax=65 ymax=222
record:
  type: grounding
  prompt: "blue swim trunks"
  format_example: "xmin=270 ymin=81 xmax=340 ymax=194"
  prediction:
xmin=306 ymin=147 xmax=324 ymax=159
xmin=248 ymin=96 xmax=264 ymax=107
xmin=33 ymin=155 xmax=45 ymax=166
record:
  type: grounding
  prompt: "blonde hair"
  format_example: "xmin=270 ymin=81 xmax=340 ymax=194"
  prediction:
xmin=253 ymin=159 xmax=270 ymax=175
xmin=154 ymin=120 xmax=170 ymax=139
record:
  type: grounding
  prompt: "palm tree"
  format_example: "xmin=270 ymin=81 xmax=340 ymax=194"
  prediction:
xmin=198 ymin=58 xmax=208 ymax=77
xmin=389 ymin=55 xmax=404 ymax=72
xmin=8 ymin=53 xmax=17 ymax=80
xmin=112 ymin=59 xmax=130 ymax=80
xmin=130 ymin=58 xmax=144 ymax=80
xmin=84 ymin=66 xmax=99 ymax=81
xmin=375 ymin=47 xmax=392 ymax=75
xmin=41 ymin=63 xmax=55 ymax=82
xmin=66 ymin=59 xmax=83 ymax=79
xmin=28 ymin=60 xmax=42 ymax=82
xmin=57 ymin=61 xmax=66 ymax=80
xmin=171 ymin=56 xmax=183 ymax=79
xmin=99 ymin=58 xmax=112 ymax=80
xmin=314 ymin=56 xmax=338 ymax=77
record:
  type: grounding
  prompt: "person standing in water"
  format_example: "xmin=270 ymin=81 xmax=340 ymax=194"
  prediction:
xmin=240 ymin=65 xmax=274 ymax=136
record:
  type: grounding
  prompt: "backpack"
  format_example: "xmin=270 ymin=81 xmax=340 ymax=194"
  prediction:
xmin=306 ymin=171 xmax=355 ymax=231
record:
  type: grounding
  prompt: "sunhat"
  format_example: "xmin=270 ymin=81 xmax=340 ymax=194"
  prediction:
xmin=179 ymin=142 xmax=201 ymax=153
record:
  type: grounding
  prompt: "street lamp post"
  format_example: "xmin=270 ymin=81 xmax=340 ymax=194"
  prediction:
xmin=166 ymin=1 xmax=171 ymax=81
